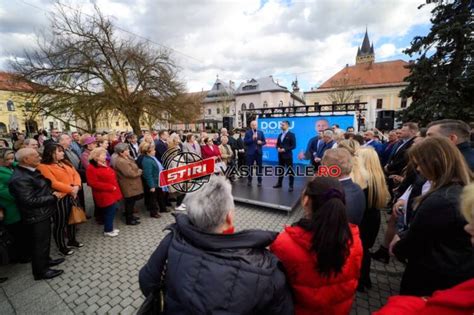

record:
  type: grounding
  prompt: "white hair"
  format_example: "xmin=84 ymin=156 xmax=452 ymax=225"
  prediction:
xmin=184 ymin=175 xmax=234 ymax=233
xmin=15 ymin=148 xmax=37 ymax=163
xmin=323 ymin=130 xmax=334 ymax=137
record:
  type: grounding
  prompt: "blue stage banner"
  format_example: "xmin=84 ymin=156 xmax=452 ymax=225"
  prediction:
xmin=258 ymin=115 xmax=355 ymax=164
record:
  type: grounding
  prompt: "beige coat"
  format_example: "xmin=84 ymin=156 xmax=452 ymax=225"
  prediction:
xmin=219 ymin=144 xmax=233 ymax=164
xmin=114 ymin=155 xmax=144 ymax=198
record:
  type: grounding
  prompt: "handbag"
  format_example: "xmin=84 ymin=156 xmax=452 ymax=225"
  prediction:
xmin=68 ymin=198 xmax=87 ymax=225
xmin=137 ymin=261 xmax=168 ymax=315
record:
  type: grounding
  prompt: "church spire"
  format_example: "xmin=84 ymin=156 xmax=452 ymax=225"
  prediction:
xmin=356 ymin=28 xmax=375 ymax=65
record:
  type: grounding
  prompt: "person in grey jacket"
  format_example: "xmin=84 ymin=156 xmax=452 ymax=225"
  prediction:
xmin=139 ymin=176 xmax=293 ymax=314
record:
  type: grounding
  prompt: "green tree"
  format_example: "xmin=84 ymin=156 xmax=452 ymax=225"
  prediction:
xmin=399 ymin=0 xmax=474 ymax=125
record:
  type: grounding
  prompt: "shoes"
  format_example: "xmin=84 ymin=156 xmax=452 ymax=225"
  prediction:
xmin=175 ymin=204 xmax=186 ymax=211
xmin=247 ymin=182 xmax=252 ymax=187
xmin=34 ymin=269 xmax=63 ymax=280
xmin=113 ymin=229 xmax=120 ymax=233
xmin=150 ymin=213 xmax=161 ymax=218
xmin=104 ymin=231 xmax=119 ymax=237
xmin=371 ymin=246 xmax=390 ymax=264
xmin=59 ymin=247 xmax=74 ymax=256
xmin=289 ymin=187 xmax=294 ymax=192
xmin=257 ymin=182 xmax=262 ymax=187
xmin=133 ymin=215 xmax=141 ymax=220
xmin=67 ymin=240 xmax=84 ymax=248
xmin=126 ymin=219 xmax=140 ymax=225
xmin=272 ymin=184 xmax=282 ymax=189
xmin=48 ymin=258 xmax=65 ymax=267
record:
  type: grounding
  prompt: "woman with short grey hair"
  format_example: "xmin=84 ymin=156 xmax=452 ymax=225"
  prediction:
xmin=113 ymin=143 xmax=143 ymax=225
xmin=139 ymin=175 xmax=293 ymax=314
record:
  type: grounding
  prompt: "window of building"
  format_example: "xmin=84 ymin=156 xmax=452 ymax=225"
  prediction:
xmin=217 ymin=108 xmax=220 ymax=114
xmin=25 ymin=102 xmax=32 ymax=111
xmin=263 ymin=101 xmax=268 ymax=108
xmin=242 ymin=85 xmax=257 ymax=91
xmin=332 ymin=101 xmax=337 ymax=105
xmin=7 ymin=100 xmax=15 ymax=111
xmin=314 ymin=102 xmax=319 ymax=106
xmin=241 ymin=103 xmax=246 ymax=110
xmin=354 ymin=99 xmax=360 ymax=104
xmin=216 ymin=83 xmax=221 ymax=90
xmin=115 ymin=121 xmax=119 ymax=127
xmin=225 ymin=107 xmax=229 ymax=113
xmin=401 ymin=98 xmax=407 ymax=108
xmin=278 ymin=100 xmax=283 ymax=107
xmin=376 ymin=99 xmax=383 ymax=109
xmin=49 ymin=122 xmax=54 ymax=130
xmin=249 ymin=103 xmax=254 ymax=109
xmin=125 ymin=122 xmax=129 ymax=126
xmin=208 ymin=109 xmax=212 ymax=115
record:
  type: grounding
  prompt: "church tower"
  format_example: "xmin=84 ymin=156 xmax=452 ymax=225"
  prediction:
xmin=356 ymin=28 xmax=375 ymax=65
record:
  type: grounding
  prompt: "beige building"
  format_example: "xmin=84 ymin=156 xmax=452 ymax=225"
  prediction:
xmin=304 ymin=30 xmax=412 ymax=129
xmin=235 ymin=76 xmax=305 ymax=128
xmin=0 ymin=72 xmax=43 ymax=137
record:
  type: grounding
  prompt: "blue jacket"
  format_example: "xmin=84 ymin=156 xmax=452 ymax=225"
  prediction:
xmin=366 ymin=140 xmax=384 ymax=158
xmin=141 ymin=155 xmax=159 ymax=189
xmin=154 ymin=139 xmax=168 ymax=162
xmin=139 ymin=214 xmax=294 ymax=315
xmin=244 ymin=129 xmax=266 ymax=156
xmin=340 ymin=178 xmax=366 ymax=225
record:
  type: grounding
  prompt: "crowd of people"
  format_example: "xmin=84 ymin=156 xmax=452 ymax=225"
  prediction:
xmin=138 ymin=118 xmax=473 ymax=314
xmin=1 ymin=118 xmax=474 ymax=314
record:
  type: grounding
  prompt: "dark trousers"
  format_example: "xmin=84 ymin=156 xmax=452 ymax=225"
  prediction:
xmin=124 ymin=194 xmax=143 ymax=221
xmin=103 ymin=203 xmax=117 ymax=233
xmin=359 ymin=207 xmax=381 ymax=286
xmin=30 ymin=218 xmax=51 ymax=277
xmin=145 ymin=188 xmax=169 ymax=214
xmin=5 ymin=221 xmax=31 ymax=263
xmin=246 ymin=153 xmax=263 ymax=183
xmin=238 ymin=153 xmax=246 ymax=170
xmin=277 ymin=155 xmax=294 ymax=187
xmin=53 ymin=197 xmax=77 ymax=251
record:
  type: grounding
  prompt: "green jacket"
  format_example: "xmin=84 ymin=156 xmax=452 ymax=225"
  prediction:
xmin=0 ymin=166 xmax=21 ymax=224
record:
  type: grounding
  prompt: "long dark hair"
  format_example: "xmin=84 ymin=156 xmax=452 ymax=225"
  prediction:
xmin=42 ymin=144 xmax=72 ymax=167
xmin=297 ymin=176 xmax=353 ymax=277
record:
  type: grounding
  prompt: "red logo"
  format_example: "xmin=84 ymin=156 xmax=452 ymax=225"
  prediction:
xmin=159 ymin=158 xmax=215 ymax=187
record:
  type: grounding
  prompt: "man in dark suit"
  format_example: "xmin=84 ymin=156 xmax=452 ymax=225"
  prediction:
xmin=154 ymin=130 xmax=169 ymax=163
xmin=427 ymin=119 xmax=474 ymax=170
xmin=322 ymin=148 xmax=366 ymax=225
xmin=363 ymin=130 xmax=384 ymax=159
xmin=381 ymin=130 xmax=399 ymax=166
xmin=235 ymin=129 xmax=246 ymax=170
xmin=244 ymin=120 xmax=266 ymax=187
xmin=385 ymin=122 xmax=418 ymax=176
xmin=273 ymin=121 xmax=296 ymax=192
xmin=8 ymin=148 xmax=65 ymax=280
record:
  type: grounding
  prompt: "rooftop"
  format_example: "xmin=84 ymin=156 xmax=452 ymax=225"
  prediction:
xmin=0 ymin=72 xmax=37 ymax=92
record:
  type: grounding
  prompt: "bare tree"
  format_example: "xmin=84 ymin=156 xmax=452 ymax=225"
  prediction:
xmin=326 ymin=77 xmax=361 ymax=104
xmin=11 ymin=2 xmax=184 ymax=134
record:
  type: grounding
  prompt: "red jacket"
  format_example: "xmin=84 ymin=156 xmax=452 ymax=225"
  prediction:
xmin=201 ymin=144 xmax=221 ymax=160
xmin=374 ymin=279 xmax=474 ymax=315
xmin=86 ymin=163 xmax=123 ymax=208
xmin=270 ymin=224 xmax=363 ymax=315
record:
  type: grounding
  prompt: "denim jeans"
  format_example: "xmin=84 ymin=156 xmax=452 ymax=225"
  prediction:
xmin=103 ymin=203 xmax=117 ymax=233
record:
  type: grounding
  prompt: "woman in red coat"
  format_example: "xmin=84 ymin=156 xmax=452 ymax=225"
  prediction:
xmin=271 ymin=176 xmax=363 ymax=315
xmin=86 ymin=147 xmax=123 ymax=237
xmin=201 ymin=137 xmax=222 ymax=160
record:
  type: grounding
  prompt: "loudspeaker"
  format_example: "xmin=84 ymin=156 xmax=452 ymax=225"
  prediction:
xmin=223 ymin=117 xmax=234 ymax=130
xmin=376 ymin=110 xmax=395 ymax=130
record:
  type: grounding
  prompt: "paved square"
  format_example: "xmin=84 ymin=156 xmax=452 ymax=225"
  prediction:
xmin=0 ymin=196 xmax=404 ymax=315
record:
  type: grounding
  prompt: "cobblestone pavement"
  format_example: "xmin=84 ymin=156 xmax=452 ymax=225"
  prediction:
xmin=0 ymin=195 xmax=404 ymax=314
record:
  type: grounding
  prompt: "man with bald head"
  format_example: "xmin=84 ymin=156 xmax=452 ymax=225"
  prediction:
xmin=244 ymin=120 xmax=266 ymax=186
xmin=9 ymin=148 xmax=64 ymax=280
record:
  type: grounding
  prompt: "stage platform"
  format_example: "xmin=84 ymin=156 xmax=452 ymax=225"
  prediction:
xmin=231 ymin=175 xmax=310 ymax=212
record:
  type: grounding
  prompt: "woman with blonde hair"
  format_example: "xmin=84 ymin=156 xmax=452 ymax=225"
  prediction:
xmin=390 ymin=136 xmax=473 ymax=296
xmin=338 ymin=139 xmax=368 ymax=190
xmin=461 ymin=184 xmax=474 ymax=245
xmin=86 ymin=147 xmax=123 ymax=237
xmin=357 ymin=147 xmax=390 ymax=291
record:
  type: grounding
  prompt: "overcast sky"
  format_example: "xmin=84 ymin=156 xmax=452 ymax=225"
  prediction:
xmin=0 ymin=0 xmax=433 ymax=92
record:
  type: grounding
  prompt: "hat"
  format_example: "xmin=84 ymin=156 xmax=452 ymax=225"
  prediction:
xmin=83 ymin=136 xmax=96 ymax=146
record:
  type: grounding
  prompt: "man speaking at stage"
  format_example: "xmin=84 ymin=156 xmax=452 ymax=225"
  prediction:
xmin=244 ymin=120 xmax=266 ymax=187
xmin=273 ymin=121 xmax=296 ymax=192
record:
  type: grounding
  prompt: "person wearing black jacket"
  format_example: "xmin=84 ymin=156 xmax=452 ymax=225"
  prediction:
xmin=139 ymin=176 xmax=293 ymax=314
xmin=8 ymin=148 xmax=64 ymax=280
xmin=273 ymin=121 xmax=296 ymax=192
xmin=389 ymin=137 xmax=474 ymax=296
xmin=154 ymin=130 xmax=169 ymax=163
xmin=235 ymin=129 xmax=246 ymax=171
xmin=385 ymin=122 xmax=418 ymax=176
